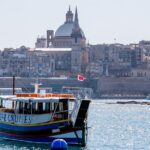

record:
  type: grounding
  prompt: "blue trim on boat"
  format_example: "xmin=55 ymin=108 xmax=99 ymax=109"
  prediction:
xmin=0 ymin=121 xmax=69 ymax=131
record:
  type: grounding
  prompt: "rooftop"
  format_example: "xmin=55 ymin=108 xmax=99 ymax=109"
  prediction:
xmin=31 ymin=48 xmax=72 ymax=52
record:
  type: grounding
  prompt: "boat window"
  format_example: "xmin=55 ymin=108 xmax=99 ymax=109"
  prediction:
xmin=43 ymin=102 xmax=46 ymax=111
xmin=63 ymin=100 xmax=68 ymax=111
xmin=2 ymin=100 xmax=7 ymax=108
xmin=0 ymin=99 xmax=3 ymax=108
xmin=59 ymin=102 xmax=63 ymax=111
xmin=50 ymin=103 xmax=54 ymax=111
xmin=45 ymin=102 xmax=50 ymax=112
xmin=27 ymin=102 xmax=30 ymax=109
xmin=38 ymin=103 xmax=43 ymax=113
xmin=59 ymin=99 xmax=68 ymax=110
xmin=35 ymin=102 xmax=38 ymax=110
xmin=16 ymin=102 xmax=19 ymax=109
xmin=19 ymin=102 xmax=23 ymax=113
xmin=54 ymin=103 xmax=59 ymax=112
xmin=69 ymin=101 xmax=75 ymax=113
xmin=19 ymin=102 xmax=23 ymax=109
xmin=13 ymin=101 xmax=16 ymax=109
xmin=14 ymin=101 xmax=20 ymax=113
xmin=23 ymin=102 xmax=31 ymax=114
xmin=23 ymin=102 xmax=25 ymax=108
xmin=24 ymin=103 xmax=28 ymax=110
xmin=32 ymin=103 xmax=36 ymax=113
xmin=51 ymin=100 xmax=69 ymax=120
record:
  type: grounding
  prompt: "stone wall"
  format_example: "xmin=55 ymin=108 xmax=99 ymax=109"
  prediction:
xmin=97 ymin=77 xmax=150 ymax=97
xmin=2 ymin=77 xmax=149 ymax=98
xmin=0 ymin=77 xmax=85 ymax=93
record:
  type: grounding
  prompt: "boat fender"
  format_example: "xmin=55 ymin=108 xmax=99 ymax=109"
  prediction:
xmin=51 ymin=139 xmax=68 ymax=150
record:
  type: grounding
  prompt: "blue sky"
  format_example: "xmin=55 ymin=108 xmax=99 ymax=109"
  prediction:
xmin=0 ymin=0 xmax=150 ymax=49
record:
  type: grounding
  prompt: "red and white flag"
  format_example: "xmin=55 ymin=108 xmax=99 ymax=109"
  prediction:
xmin=77 ymin=74 xmax=85 ymax=81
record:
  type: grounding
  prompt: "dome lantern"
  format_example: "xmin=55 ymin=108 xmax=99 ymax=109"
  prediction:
xmin=65 ymin=5 xmax=73 ymax=23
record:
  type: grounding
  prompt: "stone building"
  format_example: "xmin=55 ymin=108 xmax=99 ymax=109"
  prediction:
xmin=0 ymin=7 xmax=89 ymax=77
xmin=35 ymin=36 xmax=47 ymax=48
xmin=88 ymin=43 xmax=144 ymax=77
xmin=46 ymin=6 xmax=86 ymax=48
xmin=0 ymin=47 xmax=56 ymax=77
xmin=35 ymin=6 xmax=89 ymax=74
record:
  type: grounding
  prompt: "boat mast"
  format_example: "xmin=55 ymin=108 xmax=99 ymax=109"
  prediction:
xmin=32 ymin=78 xmax=42 ymax=93
xmin=34 ymin=83 xmax=41 ymax=93
xmin=13 ymin=76 xmax=15 ymax=95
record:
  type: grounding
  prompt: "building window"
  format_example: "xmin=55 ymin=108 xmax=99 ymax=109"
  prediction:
xmin=75 ymin=37 xmax=77 ymax=43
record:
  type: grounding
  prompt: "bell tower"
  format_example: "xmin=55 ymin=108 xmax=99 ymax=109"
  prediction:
xmin=71 ymin=7 xmax=88 ymax=73
xmin=47 ymin=30 xmax=54 ymax=48
xmin=71 ymin=7 xmax=83 ymax=43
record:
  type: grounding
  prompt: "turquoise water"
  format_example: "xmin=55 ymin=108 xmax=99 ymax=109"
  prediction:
xmin=1 ymin=100 xmax=150 ymax=150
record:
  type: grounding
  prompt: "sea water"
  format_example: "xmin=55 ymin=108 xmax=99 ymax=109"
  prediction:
xmin=1 ymin=99 xmax=150 ymax=150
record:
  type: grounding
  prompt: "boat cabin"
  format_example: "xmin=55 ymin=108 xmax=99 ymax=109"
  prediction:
xmin=0 ymin=93 xmax=75 ymax=123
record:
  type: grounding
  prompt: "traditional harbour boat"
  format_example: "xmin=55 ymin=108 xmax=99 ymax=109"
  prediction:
xmin=0 ymin=91 xmax=91 ymax=146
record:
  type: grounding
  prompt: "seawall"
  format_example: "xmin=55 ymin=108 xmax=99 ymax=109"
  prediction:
xmin=97 ymin=77 xmax=150 ymax=98
xmin=0 ymin=77 xmax=86 ymax=92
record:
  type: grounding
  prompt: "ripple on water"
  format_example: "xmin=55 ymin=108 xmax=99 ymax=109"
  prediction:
xmin=86 ymin=100 xmax=150 ymax=150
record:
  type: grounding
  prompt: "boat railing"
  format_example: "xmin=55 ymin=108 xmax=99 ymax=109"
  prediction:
xmin=52 ymin=110 xmax=69 ymax=121
xmin=51 ymin=102 xmax=69 ymax=121
xmin=51 ymin=102 xmax=59 ymax=120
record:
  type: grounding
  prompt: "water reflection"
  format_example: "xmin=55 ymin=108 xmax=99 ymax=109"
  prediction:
xmin=0 ymin=140 xmax=82 ymax=150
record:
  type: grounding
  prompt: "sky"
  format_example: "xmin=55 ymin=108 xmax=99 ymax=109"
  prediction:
xmin=0 ymin=0 xmax=150 ymax=50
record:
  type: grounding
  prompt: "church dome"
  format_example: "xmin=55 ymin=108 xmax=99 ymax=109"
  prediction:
xmin=55 ymin=22 xmax=85 ymax=38
xmin=55 ymin=22 xmax=74 ymax=37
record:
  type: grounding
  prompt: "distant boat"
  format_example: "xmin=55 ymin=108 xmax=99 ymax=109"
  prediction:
xmin=0 ymin=92 xmax=91 ymax=146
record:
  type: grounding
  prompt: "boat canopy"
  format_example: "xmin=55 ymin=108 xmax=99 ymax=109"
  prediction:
xmin=0 ymin=97 xmax=59 ymax=103
xmin=0 ymin=93 xmax=75 ymax=103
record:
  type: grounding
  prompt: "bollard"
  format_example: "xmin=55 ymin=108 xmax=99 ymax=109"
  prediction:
xmin=51 ymin=139 xmax=68 ymax=150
